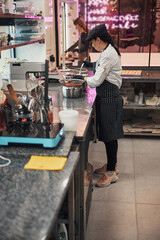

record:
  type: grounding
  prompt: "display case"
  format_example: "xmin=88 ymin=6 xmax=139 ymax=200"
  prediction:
xmin=121 ymin=66 xmax=160 ymax=136
xmin=0 ymin=0 xmax=57 ymax=71
xmin=0 ymin=13 xmax=45 ymax=49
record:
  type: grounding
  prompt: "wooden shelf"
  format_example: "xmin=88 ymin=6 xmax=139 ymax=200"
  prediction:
xmin=122 ymin=78 xmax=160 ymax=83
xmin=0 ymin=39 xmax=45 ymax=51
xmin=124 ymin=105 xmax=160 ymax=110
xmin=122 ymin=67 xmax=160 ymax=137
xmin=124 ymin=132 xmax=160 ymax=136
xmin=0 ymin=13 xmax=43 ymax=19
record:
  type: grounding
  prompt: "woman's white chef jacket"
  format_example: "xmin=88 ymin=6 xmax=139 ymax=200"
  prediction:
xmin=86 ymin=44 xmax=122 ymax=89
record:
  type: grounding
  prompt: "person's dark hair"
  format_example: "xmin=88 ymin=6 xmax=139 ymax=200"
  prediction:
xmin=73 ymin=17 xmax=88 ymax=33
xmin=100 ymin=32 xmax=120 ymax=56
xmin=92 ymin=28 xmax=120 ymax=56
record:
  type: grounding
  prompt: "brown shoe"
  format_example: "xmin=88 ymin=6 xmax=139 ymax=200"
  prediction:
xmin=94 ymin=164 xmax=119 ymax=175
xmin=84 ymin=172 xmax=92 ymax=186
xmin=95 ymin=172 xmax=118 ymax=188
xmin=94 ymin=164 xmax=107 ymax=175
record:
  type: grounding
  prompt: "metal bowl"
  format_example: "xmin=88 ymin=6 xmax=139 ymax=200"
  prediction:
xmin=62 ymin=85 xmax=83 ymax=98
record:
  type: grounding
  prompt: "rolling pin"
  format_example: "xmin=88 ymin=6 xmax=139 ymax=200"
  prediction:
xmin=7 ymin=84 xmax=19 ymax=105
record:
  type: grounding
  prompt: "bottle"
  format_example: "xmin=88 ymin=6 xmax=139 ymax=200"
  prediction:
xmin=138 ymin=90 xmax=143 ymax=104
xmin=57 ymin=224 xmax=68 ymax=240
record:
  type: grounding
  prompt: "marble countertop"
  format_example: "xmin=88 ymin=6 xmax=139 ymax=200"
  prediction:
xmin=0 ymin=132 xmax=79 ymax=240
xmin=0 ymin=83 xmax=96 ymax=239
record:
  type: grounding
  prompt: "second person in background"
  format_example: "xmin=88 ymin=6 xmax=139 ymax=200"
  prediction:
xmin=65 ymin=17 xmax=90 ymax=63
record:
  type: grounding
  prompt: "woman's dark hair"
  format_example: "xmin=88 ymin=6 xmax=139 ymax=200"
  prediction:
xmin=73 ymin=17 xmax=88 ymax=33
xmin=94 ymin=30 xmax=120 ymax=56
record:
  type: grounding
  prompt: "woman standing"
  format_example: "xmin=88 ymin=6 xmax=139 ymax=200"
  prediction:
xmin=65 ymin=17 xmax=90 ymax=62
xmin=84 ymin=24 xmax=123 ymax=188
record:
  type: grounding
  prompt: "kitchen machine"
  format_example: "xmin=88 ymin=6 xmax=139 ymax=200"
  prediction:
xmin=0 ymin=60 xmax=64 ymax=148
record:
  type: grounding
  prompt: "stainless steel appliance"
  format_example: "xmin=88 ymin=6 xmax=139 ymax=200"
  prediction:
xmin=9 ymin=61 xmax=46 ymax=91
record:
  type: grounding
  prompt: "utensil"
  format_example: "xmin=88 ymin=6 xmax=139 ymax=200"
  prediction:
xmin=7 ymin=84 xmax=19 ymax=105
xmin=78 ymin=57 xmax=87 ymax=75
xmin=56 ymin=67 xmax=67 ymax=82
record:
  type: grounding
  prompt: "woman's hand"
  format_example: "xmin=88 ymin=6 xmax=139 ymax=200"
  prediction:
xmin=84 ymin=77 xmax=87 ymax=82
xmin=82 ymin=61 xmax=93 ymax=68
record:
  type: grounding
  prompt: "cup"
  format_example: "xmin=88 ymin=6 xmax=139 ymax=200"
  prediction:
xmin=0 ymin=104 xmax=6 ymax=131
xmin=59 ymin=109 xmax=78 ymax=131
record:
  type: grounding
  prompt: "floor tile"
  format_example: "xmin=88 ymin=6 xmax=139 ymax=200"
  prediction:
xmin=135 ymin=175 xmax=160 ymax=204
xmin=92 ymin=173 xmax=135 ymax=203
xmin=133 ymin=138 xmax=160 ymax=154
xmin=86 ymin=201 xmax=137 ymax=240
xmin=134 ymin=152 xmax=160 ymax=176
xmin=118 ymin=152 xmax=134 ymax=174
xmin=86 ymin=138 xmax=160 ymax=240
xmin=137 ymin=204 xmax=160 ymax=240
xmin=118 ymin=138 xmax=133 ymax=153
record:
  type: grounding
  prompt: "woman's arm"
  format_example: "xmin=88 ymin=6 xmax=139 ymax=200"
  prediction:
xmin=66 ymin=40 xmax=79 ymax=52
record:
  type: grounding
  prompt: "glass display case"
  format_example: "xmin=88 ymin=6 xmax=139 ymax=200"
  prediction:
xmin=78 ymin=0 xmax=160 ymax=66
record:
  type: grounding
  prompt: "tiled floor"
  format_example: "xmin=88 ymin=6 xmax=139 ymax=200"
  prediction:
xmin=86 ymin=138 xmax=160 ymax=240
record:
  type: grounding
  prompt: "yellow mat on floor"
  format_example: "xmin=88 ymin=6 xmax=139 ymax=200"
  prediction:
xmin=24 ymin=155 xmax=67 ymax=171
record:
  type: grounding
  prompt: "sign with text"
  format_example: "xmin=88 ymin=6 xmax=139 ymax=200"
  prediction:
xmin=86 ymin=0 xmax=139 ymax=30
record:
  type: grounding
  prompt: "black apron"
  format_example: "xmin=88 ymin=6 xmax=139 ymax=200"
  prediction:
xmin=96 ymin=80 xmax=124 ymax=142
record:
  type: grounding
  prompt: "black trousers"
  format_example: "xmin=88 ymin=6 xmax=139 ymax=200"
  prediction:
xmin=104 ymin=140 xmax=118 ymax=171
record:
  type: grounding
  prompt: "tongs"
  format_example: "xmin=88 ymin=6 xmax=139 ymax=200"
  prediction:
xmin=78 ymin=57 xmax=87 ymax=75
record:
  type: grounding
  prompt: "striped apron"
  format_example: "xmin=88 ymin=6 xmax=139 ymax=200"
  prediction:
xmin=96 ymin=80 xmax=124 ymax=142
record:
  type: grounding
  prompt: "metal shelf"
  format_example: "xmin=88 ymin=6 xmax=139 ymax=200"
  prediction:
xmin=0 ymin=39 xmax=45 ymax=51
xmin=0 ymin=13 xmax=43 ymax=19
xmin=0 ymin=13 xmax=43 ymax=25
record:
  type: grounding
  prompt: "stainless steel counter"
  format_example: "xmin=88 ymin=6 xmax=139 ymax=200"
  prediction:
xmin=48 ymin=82 xmax=96 ymax=139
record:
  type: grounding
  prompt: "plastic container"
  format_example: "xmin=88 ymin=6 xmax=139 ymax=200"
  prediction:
xmin=138 ymin=91 xmax=144 ymax=104
xmin=59 ymin=109 xmax=78 ymax=131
